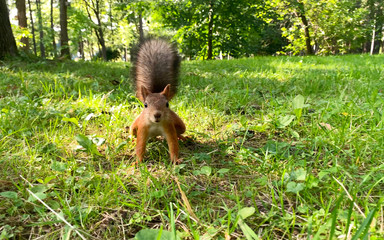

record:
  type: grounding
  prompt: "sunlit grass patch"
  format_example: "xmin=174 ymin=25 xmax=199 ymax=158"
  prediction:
xmin=1 ymin=55 xmax=384 ymax=239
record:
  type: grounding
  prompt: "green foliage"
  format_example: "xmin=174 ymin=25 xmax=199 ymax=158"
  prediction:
xmin=11 ymin=24 xmax=31 ymax=48
xmin=157 ymin=0 xmax=286 ymax=59
xmin=236 ymin=207 xmax=260 ymax=240
xmin=273 ymin=0 xmax=383 ymax=55
xmin=75 ymin=134 xmax=103 ymax=156
xmin=135 ymin=228 xmax=178 ymax=240
xmin=94 ymin=47 xmax=121 ymax=61
xmin=67 ymin=6 xmax=94 ymax=55
xmin=7 ymin=0 xmax=383 ymax=59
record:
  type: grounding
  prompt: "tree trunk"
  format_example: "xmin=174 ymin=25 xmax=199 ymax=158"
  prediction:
xmin=332 ymin=38 xmax=339 ymax=54
xmin=36 ymin=0 xmax=45 ymax=58
xmin=27 ymin=0 xmax=37 ymax=55
xmin=83 ymin=0 xmax=107 ymax=61
xmin=59 ymin=0 xmax=70 ymax=59
xmin=380 ymin=26 xmax=384 ymax=54
xmin=294 ymin=1 xmax=313 ymax=55
xmin=50 ymin=0 xmax=57 ymax=57
xmin=299 ymin=13 xmax=313 ymax=55
xmin=16 ymin=0 xmax=29 ymax=51
xmin=138 ymin=11 xmax=144 ymax=42
xmin=363 ymin=41 xmax=370 ymax=53
xmin=378 ymin=3 xmax=384 ymax=54
xmin=370 ymin=23 xmax=376 ymax=55
xmin=87 ymin=40 xmax=94 ymax=59
xmin=109 ymin=0 xmax=114 ymax=45
xmin=96 ymin=15 xmax=107 ymax=60
xmin=206 ymin=1 xmax=213 ymax=60
xmin=78 ymin=33 xmax=84 ymax=60
xmin=0 ymin=0 xmax=18 ymax=59
xmin=370 ymin=9 xmax=377 ymax=55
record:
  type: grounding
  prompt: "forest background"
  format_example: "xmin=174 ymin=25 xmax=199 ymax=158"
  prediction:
xmin=1 ymin=0 xmax=384 ymax=60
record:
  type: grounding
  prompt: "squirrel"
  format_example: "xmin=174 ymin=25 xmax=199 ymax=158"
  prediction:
xmin=130 ymin=39 xmax=186 ymax=164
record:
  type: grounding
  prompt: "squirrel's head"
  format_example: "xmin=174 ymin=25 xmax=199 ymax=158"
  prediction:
xmin=141 ymin=84 xmax=172 ymax=123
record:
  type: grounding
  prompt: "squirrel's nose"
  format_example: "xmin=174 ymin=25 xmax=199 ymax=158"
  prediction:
xmin=154 ymin=113 xmax=162 ymax=120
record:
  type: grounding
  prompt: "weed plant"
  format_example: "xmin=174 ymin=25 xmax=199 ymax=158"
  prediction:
xmin=0 ymin=55 xmax=383 ymax=239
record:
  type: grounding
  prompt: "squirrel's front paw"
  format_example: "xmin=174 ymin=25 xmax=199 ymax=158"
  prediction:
xmin=172 ymin=158 xmax=183 ymax=164
xmin=178 ymin=135 xmax=187 ymax=141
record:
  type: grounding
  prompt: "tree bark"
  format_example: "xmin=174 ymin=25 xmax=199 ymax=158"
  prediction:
xmin=377 ymin=2 xmax=384 ymax=54
xmin=380 ymin=26 xmax=384 ymax=54
xmin=78 ymin=33 xmax=84 ymax=59
xmin=299 ymin=13 xmax=313 ymax=55
xmin=370 ymin=18 xmax=376 ymax=55
xmin=84 ymin=0 xmax=107 ymax=61
xmin=50 ymin=0 xmax=57 ymax=57
xmin=80 ymin=41 xmax=84 ymax=60
xmin=95 ymin=12 xmax=107 ymax=60
xmin=0 ymin=0 xmax=18 ymax=59
xmin=293 ymin=1 xmax=313 ymax=55
xmin=206 ymin=1 xmax=214 ymax=60
xmin=27 ymin=0 xmax=37 ymax=55
xmin=16 ymin=0 xmax=29 ymax=51
xmin=138 ymin=11 xmax=144 ymax=43
xmin=108 ymin=0 xmax=114 ymax=45
xmin=87 ymin=39 xmax=94 ymax=58
xmin=36 ymin=0 xmax=45 ymax=58
xmin=60 ymin=0 xmax=70 ymax=59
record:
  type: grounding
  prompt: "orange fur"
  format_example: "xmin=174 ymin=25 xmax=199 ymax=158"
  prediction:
xmin=130 ymin=85 xmax=186 ymax=163
xmin=130 ymin=39 xmax=185 ymax=163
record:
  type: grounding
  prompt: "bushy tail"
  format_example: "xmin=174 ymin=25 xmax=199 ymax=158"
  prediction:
xmin=131 ymin=38 xmax=181 ymax=102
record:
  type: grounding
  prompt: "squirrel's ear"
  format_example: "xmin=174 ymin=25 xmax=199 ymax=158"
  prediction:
xmin=140 ymin=86 xmax=150 ymax=101
xmin=161 ymin=84 xmax=171 ymax=100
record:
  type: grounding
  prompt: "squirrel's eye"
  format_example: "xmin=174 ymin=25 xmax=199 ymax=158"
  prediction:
xmin=166 ymin=102 xmax=169 ymax=108
xmin=144 ymin=103 xmax=148 ymax=108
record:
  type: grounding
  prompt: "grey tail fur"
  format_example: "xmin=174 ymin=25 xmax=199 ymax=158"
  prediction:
xmin=131 ymin=38 xmax=181 ymax=102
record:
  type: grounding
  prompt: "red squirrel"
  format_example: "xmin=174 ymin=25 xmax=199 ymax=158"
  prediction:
xmin=130 ymin=39 xmax=186 ymax=163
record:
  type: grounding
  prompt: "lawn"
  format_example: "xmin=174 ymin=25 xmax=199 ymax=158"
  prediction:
xmin=0 ymin=55 xmax=383 ymax=239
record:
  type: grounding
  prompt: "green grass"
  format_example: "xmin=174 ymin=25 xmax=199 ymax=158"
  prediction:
xmin=0 ymin=55 xmax=383 ymax=239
